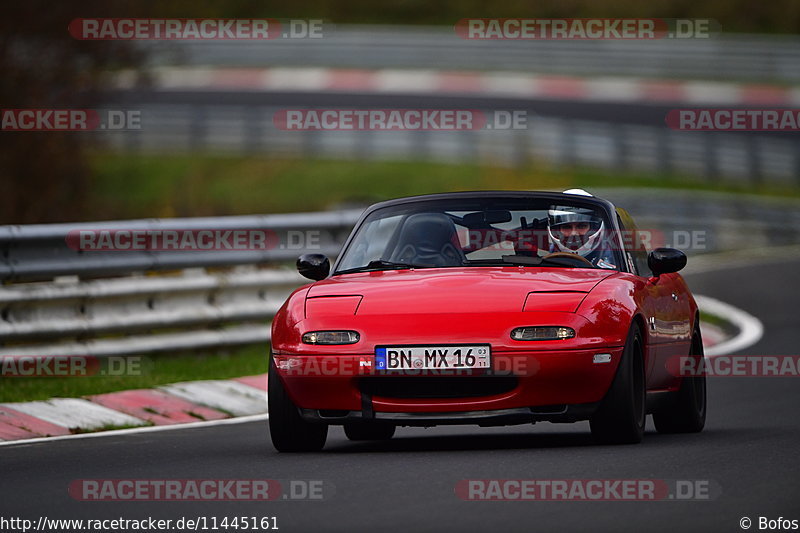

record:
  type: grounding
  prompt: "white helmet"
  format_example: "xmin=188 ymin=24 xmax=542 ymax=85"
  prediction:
xmin=547 ymin=205 xmax=605 ymax=257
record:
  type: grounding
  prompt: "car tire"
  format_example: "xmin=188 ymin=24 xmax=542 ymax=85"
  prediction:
xmin=652 ymin=325 xmax=707 ymax=434
xmin=344 ymin=423 xmax=396 ymax=441
xmin=268 ymin=358 xmax=328 ymax=452
xmin=590 ymin=322 xmax=646 ymax=445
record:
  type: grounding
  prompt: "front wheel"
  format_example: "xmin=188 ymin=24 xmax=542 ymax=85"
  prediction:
xmin=653 ymin=325 xmax=707 ymax=433
xmin=268 ymin=358 xmax=328 ymax=452
xmin=590 ymin=323 xmax=646 ymax=444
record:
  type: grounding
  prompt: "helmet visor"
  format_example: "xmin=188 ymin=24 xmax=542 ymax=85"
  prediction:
xmin=548 ymin=206 xmax=602 ymax=251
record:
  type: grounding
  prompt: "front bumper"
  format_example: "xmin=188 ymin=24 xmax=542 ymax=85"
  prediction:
xmin=299 ymin=403 xmax=600 ymax=427
xmin=273 ymin=346 xmax=623 ymax=419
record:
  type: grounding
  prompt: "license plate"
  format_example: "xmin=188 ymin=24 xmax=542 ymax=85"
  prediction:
xmin=375 ymin=345 xmax=491 ymax=370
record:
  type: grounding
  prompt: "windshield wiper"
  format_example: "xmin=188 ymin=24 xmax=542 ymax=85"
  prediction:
xmin=335 ymin=259 xmax=433 ymax=275
xmin=460 ymin=255 xmax=589 ymax=268
xmin=499 ymin=254 xmax=595 ymax=268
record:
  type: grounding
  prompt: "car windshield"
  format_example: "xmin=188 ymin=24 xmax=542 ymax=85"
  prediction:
xmin=335 ymin=196 xmax=625 ymax=274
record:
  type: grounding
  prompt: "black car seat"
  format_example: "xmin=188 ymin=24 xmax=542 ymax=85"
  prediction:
xmin=389 ymin=213 xmax=465 ymax=267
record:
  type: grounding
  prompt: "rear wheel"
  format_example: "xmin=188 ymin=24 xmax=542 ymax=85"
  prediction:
xmin=653 ymin=325 xmax=707 ymax=433
xmin=590 ymin=323 xmax=646 ymax=444
xmin=344 ymin=423 xmax=396 ymax=441
xmin=268 ymin=358 xmax=328 ymax=452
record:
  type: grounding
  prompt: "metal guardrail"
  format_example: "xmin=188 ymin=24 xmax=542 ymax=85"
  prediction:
xmin=0 ymin=210 xmax=362 ymax=282
xmin=2 ymin=192 xmax=799 ymax=358
xmin=0 ymin=209 xmax=361 ymax=358
xmin=148 ymin=25 xmax=800 ymax=83
xmin=0 ymin=268 xmax=303 ymax=357
xmin=99 ymin=104 xmax=800 ymax=186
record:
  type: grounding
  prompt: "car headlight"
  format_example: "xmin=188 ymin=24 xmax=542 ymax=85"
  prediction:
xmin=302 ymin=331 xmax=360 ymax=345
xmin=511 ymin=326 xmax=575 ymax=341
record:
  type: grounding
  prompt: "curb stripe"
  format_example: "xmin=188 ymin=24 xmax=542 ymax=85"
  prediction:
xmin=0 ymin=398 xmax=146 ymax=431
xmin=88 ymin=389 xmax=228 ymax=425
xmin=327 ymin=68 xmax=379 ymax=91
xmin=0 ymin=414 xmax=268 ymax=448
xmin=699 ymin=322 xmax=727 ymax=348
xmin=137 ymin=67 xmax=798 ymax=105
xmin=0 ymin=406 xmax=72 ymax=439
xmin=159 ymin=380 xmax=267 ymax=416
xmin=0 ymin=375 xmax=269 ymax=442
xmin=233 ymin=374 xmax=268 ymax=391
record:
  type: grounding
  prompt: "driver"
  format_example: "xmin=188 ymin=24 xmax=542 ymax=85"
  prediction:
xmin=546 ymin=205 xmax=617 ymax=269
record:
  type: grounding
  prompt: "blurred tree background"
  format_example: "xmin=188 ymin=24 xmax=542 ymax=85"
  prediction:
xmin=104 ymin=0 xmax=800 ymax=34
xmin=0 ymin=2 xmax=147 ymax=223
xmin=1 ymin=0 xmax=798 ymax=224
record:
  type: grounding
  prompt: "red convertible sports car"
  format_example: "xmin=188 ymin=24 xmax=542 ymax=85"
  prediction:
xmin=268 ymin=190 xmax=706 ymax=451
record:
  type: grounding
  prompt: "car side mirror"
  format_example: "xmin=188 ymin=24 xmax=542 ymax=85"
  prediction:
xmin=647 ymin=248 xmax=687 ymax=276
xmin=297 ymin=254 xmax=330 ymax=281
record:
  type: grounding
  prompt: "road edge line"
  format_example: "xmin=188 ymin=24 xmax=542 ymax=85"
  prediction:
xmin=694 ymin=294 xmax=764 ymax=357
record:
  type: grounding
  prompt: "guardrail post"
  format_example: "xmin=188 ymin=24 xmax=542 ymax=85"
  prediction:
xmin=703 ymin=133 xmax=719 ymax=181
xmin=558 ymin=119 xmax=577 ymax=169
xmin=657 ymin=128 xmax=673 ymax=177
xmin=412 ymin=130 xmax=430 ymax=161
xmin=745 ymin=134 xmax=763 ymax=185
xmin=613 ymin=125 xmax=628 ymax=173
xmin=190 ymin=106 xmax=207 ymax=152
xmin=303 ymin=129 xmax=320 ymax=158
xmin=795 ymin=139 xmax=800 ymax=187
xmin=512 ymin=130 xmax=528 ymax=169
xmin=244 ymin=106 xmax=263 ymax=154
xmin=355 ymin=131 xmax=374 ymax=160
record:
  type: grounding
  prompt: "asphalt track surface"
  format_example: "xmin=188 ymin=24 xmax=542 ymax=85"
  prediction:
xmin=2 ymin=255 xmax=799 ymax=532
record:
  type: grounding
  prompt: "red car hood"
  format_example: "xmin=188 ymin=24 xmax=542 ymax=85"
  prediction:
xmin=306 ymin=267 xmax=615 ymax=315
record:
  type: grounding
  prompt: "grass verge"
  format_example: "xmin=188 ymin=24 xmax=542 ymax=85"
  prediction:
xmin=0 ymin=344 xmax=269 ymax=403
xmin=85 ymin=152 xmax=800 ymax=221
xmin=699 ymin=309 xmax=739 ymax=339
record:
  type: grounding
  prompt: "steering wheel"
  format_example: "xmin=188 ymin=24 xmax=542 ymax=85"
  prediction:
xmin=541 ymin=252 xmax=594 ymax=267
